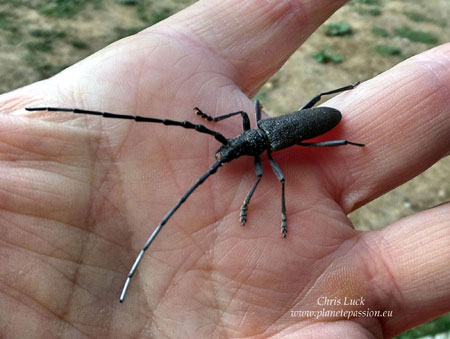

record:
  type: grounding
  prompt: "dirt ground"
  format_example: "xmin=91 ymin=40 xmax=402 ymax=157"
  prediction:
xmin=0 ymin=0 xmax=449 ymax=336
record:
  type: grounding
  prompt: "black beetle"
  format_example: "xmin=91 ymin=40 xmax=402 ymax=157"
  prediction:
xmin=26 ymin=81 xmax=364 ymax=302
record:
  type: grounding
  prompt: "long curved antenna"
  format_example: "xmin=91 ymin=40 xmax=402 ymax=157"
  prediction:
xmin=25 ymin=107 xmax=228 ymax=144
xmin=119 ymin=159 xmax=224 ymax=302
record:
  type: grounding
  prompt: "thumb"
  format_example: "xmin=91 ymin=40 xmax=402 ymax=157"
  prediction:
xmin=163 ymin=0 xmax=349 ymax=96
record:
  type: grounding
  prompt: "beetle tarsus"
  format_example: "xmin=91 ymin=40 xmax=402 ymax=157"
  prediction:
xmin=281 ymin=214 xmax=287 ymax=238
xmin=194 ymin=107 xmax=212 ymax=121
xmin=240 ymin=204 xmax=248 ymax=226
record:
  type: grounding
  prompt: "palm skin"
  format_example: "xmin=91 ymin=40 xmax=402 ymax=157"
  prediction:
xmin=1 ymin=1 xmax=449 ymax=338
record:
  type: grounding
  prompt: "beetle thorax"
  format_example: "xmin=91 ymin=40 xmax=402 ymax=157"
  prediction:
xmin=215 ymin=129 xmax=269 ymax=162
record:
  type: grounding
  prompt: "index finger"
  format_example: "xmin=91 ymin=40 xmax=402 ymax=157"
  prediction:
xmin=323 ymin=43 xmax=450 ymax=212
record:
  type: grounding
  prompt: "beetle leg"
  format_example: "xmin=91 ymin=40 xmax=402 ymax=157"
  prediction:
xmin=267 ymin=152 xmax=287 ymax=238
xmin=240 ymin=156 xmax=263 ymax=226
xmin=297 ymin=140 xmax=365 ymax=147
xmin=194 ymin=107 xmax=250 ymax=131
xmin=254 ymin=100 xmax=262 ymax=122
xmin=299 ymin=81 xmax=360 ymax=110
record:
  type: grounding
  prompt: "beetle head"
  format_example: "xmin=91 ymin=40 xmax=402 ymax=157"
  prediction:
xmin=215 ymin=139 xmax=241 ymax=163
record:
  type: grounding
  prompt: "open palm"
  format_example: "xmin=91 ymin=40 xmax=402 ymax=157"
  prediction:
xmin=1 ymin=1 xmax=449 ymax=338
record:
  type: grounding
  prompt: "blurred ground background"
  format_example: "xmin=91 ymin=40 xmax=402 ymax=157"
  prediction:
xmin=0 ymin=0 xmax=448 ymax=337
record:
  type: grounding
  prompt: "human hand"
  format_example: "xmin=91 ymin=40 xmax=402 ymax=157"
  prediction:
xmin=1 ymin=0 xmax=449 ymax=337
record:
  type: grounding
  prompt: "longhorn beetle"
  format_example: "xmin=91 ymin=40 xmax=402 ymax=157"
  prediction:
xmin=26 ymin=81 xmax=364 ymax=302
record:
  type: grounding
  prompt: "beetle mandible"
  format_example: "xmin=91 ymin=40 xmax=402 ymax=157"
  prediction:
xmin=26 ymin=81 xmax=364 ymax=302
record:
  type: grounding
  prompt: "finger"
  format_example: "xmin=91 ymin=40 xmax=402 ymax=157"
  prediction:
xmin=320 ymin=43 xmax=450 ymax=211
xmin=163 ymin=0 xmax=349 ymax=96
xmin=362 ymin=203 xmax=450 ymax=337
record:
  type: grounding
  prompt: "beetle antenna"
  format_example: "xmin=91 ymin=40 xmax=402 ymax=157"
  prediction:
xmin=120 ymin=159 xmax=224 ymax=302
xmin=25 ymin=107 xmax=229 ymax=145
